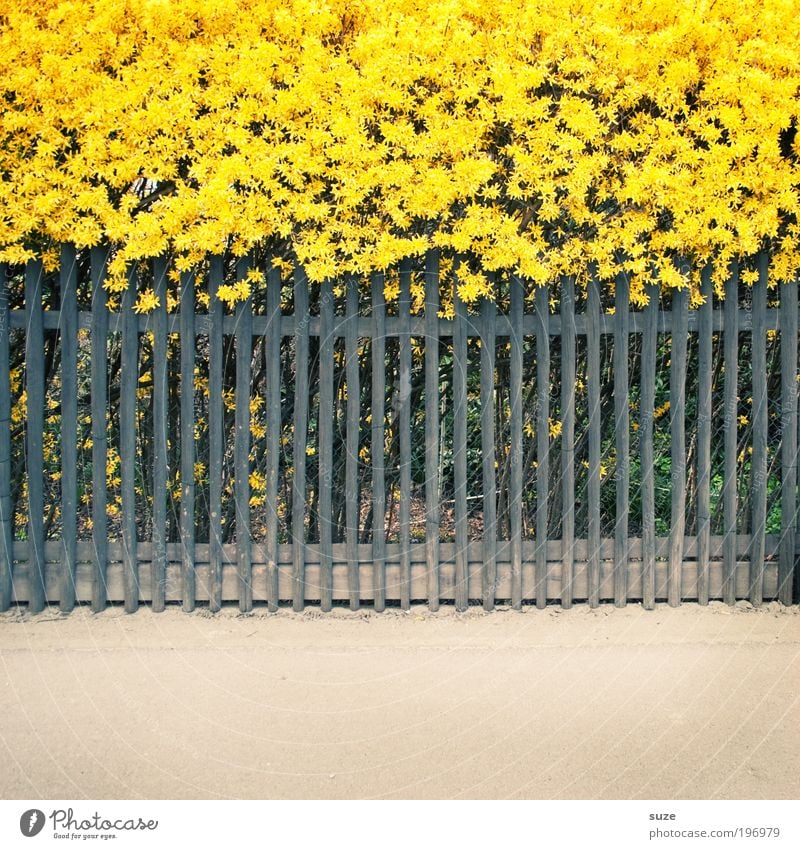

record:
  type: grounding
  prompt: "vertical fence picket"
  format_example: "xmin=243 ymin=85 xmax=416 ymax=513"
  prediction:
xmin=208 ymin=256 xmax=224 ymax=612
xmin=151 ymin=256 xmax=168 ymax=612
xmin=371 ymin=272 xmax=386 ymax=610
xmin=235 ymin=258 xmax=253 ymax=612
xmin=25 ymin=261 xmax=46 ymax=612
xmin=398 ymin=260 xmax=412 ymax=609
xmin=265 ymin=266 xmax=282 ymax=612
xmin=0 ymin=265 xmax=11 ymax=611
xmin=779 ymin=275 xmax=798 ymax=605
xmin=723 ymin=261 xmax=739 ymax=605
xmin=749 ymin=253 xmax=768 ymax=606
xmin=669 ymin=284 xmax=688 ymax=607
xmin=480 ymin=289 xmax=497 ymax=611
xmin=587 ymin=271 xmax=601 ymax=608
xmin=510 ymin=275 xmax=523 ymax=609
xmin=560 ymin=275 xmax=576 ymax=609
xmin=90 ymin=247 xmax=109 ymax=611
xmin=453 ymin=273 xmax=469 ymax=612
xmin=697 ymin=266 xmax=713 ymax=605
xmin=640 ymin=282 xmax=659 ymax=610
xmin=120 ymin=264 xmax=139 ymax=613
xmin=59 ymin=246 xmax=78 ymax=612
xmin=345 ymin=274 xmax=360 ymax=610
xmin=424 ymin=251 xmax=440 ymax=610
xmin=613 ymin=270 xmax=630 ymax=606
xmin=291 ymin=269 xmax=309 ymax=611
xmin=180 ymin=271 xmax=196 ymax=612
xmin=535 ymin=284 xmax=550 ymax=609
xmin=318 ymin=277 xmax=334 ymax=612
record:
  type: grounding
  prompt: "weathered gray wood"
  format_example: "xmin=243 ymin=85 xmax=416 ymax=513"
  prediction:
xmin=723 ymin=260 xmax=739 ymax=605
xmin=560 ymin=275 xmax=576 ymax=609
xmin=587 ymin=270 xmax=602 ymax=608
xmin=371 ymin=271 xmax=387 ymax=610
xmin=208 ymin=256 xmax=224 ymax=612
xmin=0 ymin=265 xmax=11 ymax=611
xmin=669 ymin=283 xmax=689 ymax=607
xmin=779 ymin=276 xmax=798 ymax=605
xmin=234 ymin=258 xmax=253 ymax=612
xmin=25 ymin=261 xmax=46 ymax=613
xmin=318 ymin=277 xmax=334 ymax=612
xmin=613 ymin=270 xmax=630 ymax=606
xmin=398 ymin=259 xmax=412 ymax=609
xmin=535 ymin=284 xmax=550 ymax=608
xmin=640 ymin=282 xmax=659 ymax=610
xmin=424 ymin=250 xmax=440 ymax=610
xmin=264 ymin=266 xmax=282 ymax=611
xmin=696 ymin=265 xmax=713 ymax=606
xmin=180 ymin=271 xmax=196 ymax=612
xmin=480 ymin=288 xmax=497 ymax=610
xmin=453 ymin=272 xmax=469 ymax=612
xmin=150 ymin=255 xmax=168 ymax=612
xmin=59 ymin=246 xmax=78 ymax=612
xmin=749 ymin=252 xmax=768 ymax=606
xmin=509 ymin=275 xmax=523 ymax=609
xmin=90 ymin=247 xmax=109 ymax=612
xmin=120 ymin=263 xmax=139 ymax=613
xmin=345 ymin=274 xmax=360 ymax=610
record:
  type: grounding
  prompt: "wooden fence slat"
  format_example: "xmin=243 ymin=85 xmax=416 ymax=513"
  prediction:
xmin=480 ymin=288 xmax=497 ymax=611
xmin=150 ymin=255 xmax=168 ymax=612
xmin=120 ymin=263 xmax=139 ymax=613
xmin=587 ymin=270 xmax=601 ymax=608
xmin=371 ymin=272 xmax=387 ymax=610
xmin=0 ymin=264 xmax=11 ymax=611
xmin=208 ymin=256 xmax=224 ymax=612
xmin=779 ymin=276 xmax=798 ymax=605
xmin=723 ymin=260 xmax=739 ymax=605
xmin=509 ymin=274 xmax=523 ymax=609
xmin=180 ymin=271 xmax=196 ymax=612
xmin=640 ymin=282 xmax=659 ymax=610
xmin=265 ymin=266 xmax=282 ymax=612
xmin=669 ymin=283 xmax=689 ymax=607
xmin=59 ymin=245 xmax=78 ymax=613
xmin=345 ymin=274 xmax=360 ymax=609
xmin=235 ymin=258 xmax=253 ymax=612
xmin=613 ymin=270 xmax=630 ymax=606
xmin=560 ymin=275 xmax=576 ymax=609
xmin=697 ymin=265 xmax=713 ymax=605
xmin=535 ymin=284 xmax=550 ymax=609
xmin=424 ymin=250 xmax=440 ymax=610
xmin=398 ymin=259 xmax=412 ymax=609
xmin=90 ymin=247 xmax=109 ymax=612
xmin=749 ymin=252 xmax=768 ymax=606
xmin=453 ymin=272 xmax=469 ymax=612
xmin=25 ymin=260 xmax=46 ymax=613
xmin=318 ymin=276 xmax=334 ymax=612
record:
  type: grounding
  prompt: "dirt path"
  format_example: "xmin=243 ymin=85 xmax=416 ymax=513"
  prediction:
xmin=1 ymin=602 xmax=798 ymax=800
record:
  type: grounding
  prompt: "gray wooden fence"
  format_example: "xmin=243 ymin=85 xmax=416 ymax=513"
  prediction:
xmin=0 ymin=247 xmax=797 ymax=613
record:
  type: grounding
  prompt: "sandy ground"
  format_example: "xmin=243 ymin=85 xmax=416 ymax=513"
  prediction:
xmin=0 ymin=600 xmax=798 ymax=800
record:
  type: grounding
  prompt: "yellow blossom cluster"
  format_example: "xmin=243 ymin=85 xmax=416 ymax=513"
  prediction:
xmin=1 ymin=0 xmax=799 ymax=303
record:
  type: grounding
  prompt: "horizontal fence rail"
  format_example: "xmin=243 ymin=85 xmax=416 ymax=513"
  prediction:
xmin=0 ymin=249 xmax=798 ymax=612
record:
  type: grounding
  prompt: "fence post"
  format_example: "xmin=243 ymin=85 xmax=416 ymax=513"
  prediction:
xmin=535 ymin=283 xmax=550 ymax=609
xmin=180 ymin=270 xmax=196 ymax=612
xmin=0 ymin=264 xmax=12 ymax=612
xmin=613 ymin=269 xmax=630 ymax=606
xmin=669 ymin=282 xmax=688 ymax=607
xmin=509 ymin=274 xmax=523 ymax=609
xmin=371 ymin=271 xmax=387 ymax=610
xmin=480 ymin=284 xmax=497 ymax=611
xmin=640 ymin=281 xmax=659 ymax=609
xmin=696 ymin=265 xmax=713 ymax=605
xmin=345 ymin=274 xmax=360 ymax=610
xmin=235 ymin=258 xmax=253 ymax=612
xmin=424 ymin=251 xmax=440 ymax=610
xmin=587 ymin=268 xmax=601 ymax=607
xmin=265 ymin=265 xmax=282 ymax=611
xmin=318 ymin=276 xmax=334 ymax=612
xmin=723 ymin=260 xmax=739 ymax=605
xmin=779 ymin=274 xmax=798 ymax=605
xmin=59 ymin=245 xmax=78 ymax=613
xmin=208 ymin=256 xmax=224 ymax=612
xmin=398 ymin=259 xmax=413 ymax=609
xmin=453 ymin=269 xmax=469 ymax=612
xmin=150 ymin=255 xmax=169 ymax=612
xmin=560 ymin=274 xmax=576 ymax=609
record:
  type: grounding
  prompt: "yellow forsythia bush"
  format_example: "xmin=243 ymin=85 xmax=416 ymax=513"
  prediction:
xmin=0 ymin=0 xmax=799 ymax=303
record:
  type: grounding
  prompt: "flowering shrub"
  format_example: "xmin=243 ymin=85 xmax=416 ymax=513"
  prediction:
xmin=1 ymin=0 xmax=798 ymax=302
